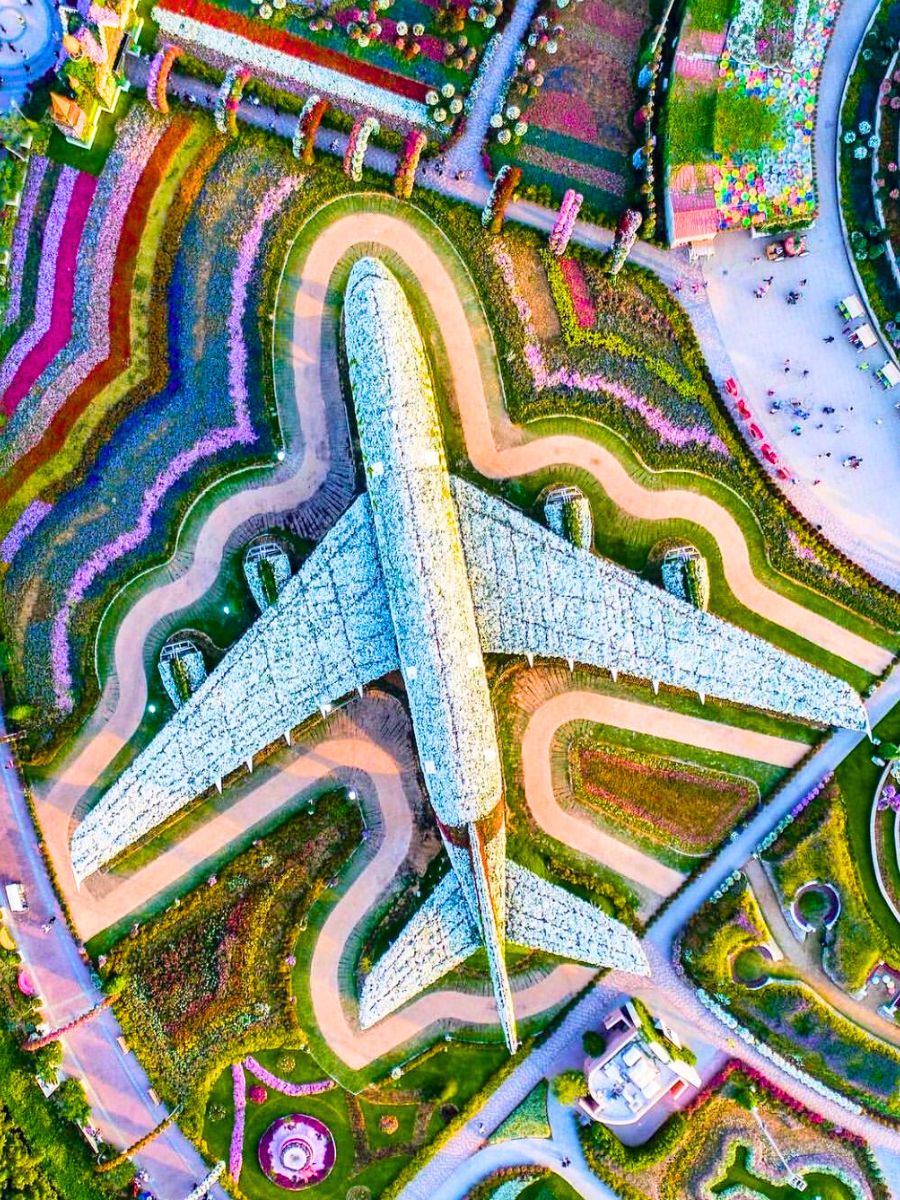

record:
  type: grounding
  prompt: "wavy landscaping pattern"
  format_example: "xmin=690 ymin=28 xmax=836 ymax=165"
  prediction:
xmin=0 ymin=167 xmax=83 ymax=408
xmin=28 ymin=200 xmax=891 ymax=1087
xmin=3 ymin=155 xmax=49 ymax=331
xmin=1 ymin=109 xmax=173 ymax=467
xmin=49 ymin=174 xmax=301 ymax=710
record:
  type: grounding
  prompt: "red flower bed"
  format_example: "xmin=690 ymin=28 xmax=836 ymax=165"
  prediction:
xmin=1 ymin=173 xmax=97 ymax=416
xmin=0 ymin=117 xmax=192 ymax=509
xmin=158 ymin=0 xmax=429 ymax=101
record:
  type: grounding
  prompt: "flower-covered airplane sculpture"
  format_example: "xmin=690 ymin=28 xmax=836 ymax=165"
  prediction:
xmin=71 ymin=259 xmax=867 ymax=1053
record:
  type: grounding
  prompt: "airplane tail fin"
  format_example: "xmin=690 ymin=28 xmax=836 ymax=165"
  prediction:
xmin=357 ymin=871 xmax=480 ymax=1031
xmin=505 ymin=861 xmax=650 ymax=978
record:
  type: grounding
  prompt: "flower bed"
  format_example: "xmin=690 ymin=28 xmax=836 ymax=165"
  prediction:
xmin=3 ymin=156 xmax=49 ymax=333
xmin=257 ymin=1113 xmax=336 ymax=1189
xmin=570 ymin=739 xmax=758 ymax=854
xmin=681 ymin=878 xmax=900 ymax=1119
xmin=0 ymin=168 xmax=95 ymax=419
xmin=153 ymin=0 xmax=436 ymax=128
xmin=0 ymin=108 xmax=173 ymax=470
xmin=487 ymin=0 xmax=650 ymax=217
xmin=104 ymin=793 xmax=360 ymax=1130
xmin=761 ymin=780 xmax=890 ymax=991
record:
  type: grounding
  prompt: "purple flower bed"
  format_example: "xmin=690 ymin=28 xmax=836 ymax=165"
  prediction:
xmin=244 ymin=1056 xmax=335 ymax=1097
xmin=230 ymin=1062 xmax=246 ymax=1181
xmin=3 ymin=147 xmax=293 ymax=718
xmin=0 ymin=500 xmax=52 ymax=565
xmin=3 ymin=155 xmax=49 ymax=331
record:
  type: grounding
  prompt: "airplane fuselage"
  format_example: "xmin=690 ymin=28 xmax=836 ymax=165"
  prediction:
xmin=344 ymin=258 xmax=518 ymax=1045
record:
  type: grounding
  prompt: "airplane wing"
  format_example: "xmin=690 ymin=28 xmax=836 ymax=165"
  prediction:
xmin=451 ymin=478 xmax=866 ymax=731
xmin=71 ymin=496 xmax=398 ymax=882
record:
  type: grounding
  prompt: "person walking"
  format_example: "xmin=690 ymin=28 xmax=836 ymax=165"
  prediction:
xmin=824 ymin=335 xmax=835 ymax=343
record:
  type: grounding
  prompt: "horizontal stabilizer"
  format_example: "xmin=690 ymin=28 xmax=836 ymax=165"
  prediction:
xmin=358 ymin=871 xmax=480 ymax=1028
xmin=506 ymin=862 xmax=649 ymax=978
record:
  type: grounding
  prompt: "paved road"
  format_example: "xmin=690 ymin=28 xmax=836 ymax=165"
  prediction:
xmin=0 ymin=712 xmax=226 ymax=1200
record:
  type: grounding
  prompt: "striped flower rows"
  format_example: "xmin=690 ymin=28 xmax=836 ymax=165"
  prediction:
xmin=2 ymin=109 xmax=169 ymax=467
xmin=3 ymin=155 xmax=49 ymax=331
xmin=147 ymin=42 xmax=183 ymax=113
xmin=0 ymin=167 xmax=80 ymax=407
xmin=49 ymin=172 xmax=300 ymax=710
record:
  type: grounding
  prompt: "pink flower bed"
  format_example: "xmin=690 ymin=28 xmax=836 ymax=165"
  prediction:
xmin=494 ymin=245 xmax=728 ymax=456
xmin=49 ymin=174 xmax=300 ymax=710
xmin=579 ymin=0 xmax=644 ymax=42
xmin=0 ymin=499 xmax=53 ymax=564
xmin=3 ymin=111 xmax=167 ymax=465
xmin=529 ymin=90 xmax=597 ymax=143
xmin=558 ymin=257 xmax=595 ymax=328
xmin=244 ymin=1056 xmax=336 ymax=1097
xmin=0 ymin=168 xmax=84 ymax=411
xmin=230 ymin=1063 xmax=246 ymax=1181
xmin=4 ymin=155 xmax=49 ymax=331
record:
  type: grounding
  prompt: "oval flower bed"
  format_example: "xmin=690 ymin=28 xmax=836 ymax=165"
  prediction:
xmin=258 ymin=1114 xmax=336 ymax=1190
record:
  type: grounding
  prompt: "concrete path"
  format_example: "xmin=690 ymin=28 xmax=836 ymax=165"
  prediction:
xmin=0 ymin=718 xmax=226 ymax=1200
xmin=744 ymin=857 xmax=900 ymax=1049
xmin=702 ymin=0 xmax=900 ymax=588
xmin=519 ymin=689 xmax=809 ymax=898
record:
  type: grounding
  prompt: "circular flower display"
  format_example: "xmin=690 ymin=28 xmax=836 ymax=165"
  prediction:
xmin=258 ymin=1115 xmax=336 ymax=1190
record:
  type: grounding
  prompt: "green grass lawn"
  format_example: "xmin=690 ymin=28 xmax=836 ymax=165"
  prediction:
xmin=835 ymin=702 xmax=900 ymax=947
xmin=712 ymin=1144 xmax=857 ymax=1200
xmin=203 ymin=1042 xmax=510 ymax=1200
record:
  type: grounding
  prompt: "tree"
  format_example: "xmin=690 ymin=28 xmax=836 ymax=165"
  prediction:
xmin=53 ymin=1079 xmax=91 ymax=1127
xmin=582 ymin=1030 xmax=606 ymax=1058
xmin=552 ymin=1069 xmax=586 ymax=1106
xmin=31 ymin=1040 xmax=63 ymax=1084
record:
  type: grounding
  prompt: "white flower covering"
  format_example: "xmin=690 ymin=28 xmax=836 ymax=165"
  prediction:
xmin=505 ymin=863 xmax=648 ymax=975
xmin=152 ymin=6 xmax=433 ymax=127
xmin=359 ymin=859 xmax=649 ymax=1029
xmin=451 ymin=479 xmax=866 ymax=731
xmin=70 ymin=496 xmax=398 ymax=881
xmin=359 ymin=871 xmax=481 ymax=1027
xmin=345 ymin=258 xmax=503 ymax=829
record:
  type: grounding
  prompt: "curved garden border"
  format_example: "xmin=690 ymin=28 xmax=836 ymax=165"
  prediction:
xmin=869 ymin=760 xmax=900 ymax=926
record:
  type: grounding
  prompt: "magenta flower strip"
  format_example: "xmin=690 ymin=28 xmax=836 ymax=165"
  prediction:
xmin=4 ymin=155 xmax=49 ymax=330
xmin=229 ymin=1063 xmax=246 ymax=1181
xmin=3 ymin=110 xmax=168 ymax=466
xmin=49 ymin=174 xmax=301 ymax=710
xmin=243 ymin=1056 xmax=335 ymax=1096
xmin=493 ymin=245 xmax=728 ymax=456
xmin=0 ymin=167 xmax=77 ymax=399
xmin=0 ymin=500 xmax=53 ymax=565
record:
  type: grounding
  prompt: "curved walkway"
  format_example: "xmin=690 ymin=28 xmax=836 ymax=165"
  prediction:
xmin=520 ymin=690 xmax=809 ymax=898
xmin=744 ymin=857 xmax=900 ymax=1049
xmin=31 ymin=202 xmax=896 ymax=1073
